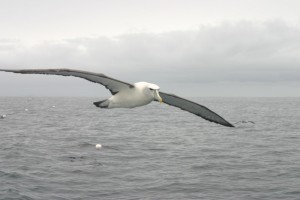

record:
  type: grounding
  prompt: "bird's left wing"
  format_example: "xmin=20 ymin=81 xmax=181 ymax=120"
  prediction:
xmin=159 ymin=92 xmax=234 ymax=127
xmin=0 ymin=68 xmax=133 ymax=95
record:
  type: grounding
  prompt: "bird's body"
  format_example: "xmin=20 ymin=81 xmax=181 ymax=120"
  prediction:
xmin=98 ymin=82 xmax=161 ymax=109
xmin=0 ymin=68 xmax=234 ymax=127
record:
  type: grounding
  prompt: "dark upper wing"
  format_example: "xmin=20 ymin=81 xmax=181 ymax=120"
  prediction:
xmin=0 ymin=68 xmax=133 ymax=95
xmin=159 ymin=92 xmax=234 ymax=127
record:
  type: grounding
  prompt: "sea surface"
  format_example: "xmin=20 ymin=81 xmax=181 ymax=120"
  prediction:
xmin=0 ymin=97 xmax=299 ymax=200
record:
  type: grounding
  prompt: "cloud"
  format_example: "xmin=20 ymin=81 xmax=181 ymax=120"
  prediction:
xmin=1 ymin=20 xmax=300 ymax=96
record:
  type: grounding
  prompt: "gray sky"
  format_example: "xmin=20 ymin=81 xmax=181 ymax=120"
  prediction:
xmin=1 ymin=0 xmax=300 ymax=97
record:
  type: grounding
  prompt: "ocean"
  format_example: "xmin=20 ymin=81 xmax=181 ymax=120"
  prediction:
xmin=0 ymin=97 xmax=299 ymax=200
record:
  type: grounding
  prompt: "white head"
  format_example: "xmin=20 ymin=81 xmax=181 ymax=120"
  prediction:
xmin=134 ymin=82 xmax=163 ymax=103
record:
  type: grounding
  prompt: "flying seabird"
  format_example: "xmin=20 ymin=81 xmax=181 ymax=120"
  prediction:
xmin=0 ymin=68 xmax=234 ymax=127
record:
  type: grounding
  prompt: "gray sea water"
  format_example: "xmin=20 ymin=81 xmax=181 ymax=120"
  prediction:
xmin=0 ymin=97 xmax=299 ymax=200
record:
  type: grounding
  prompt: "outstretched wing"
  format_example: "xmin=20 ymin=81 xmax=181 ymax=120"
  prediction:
xmin=159 ymin=92 xmax=234 ymax=127
xmin=0 ymin=68 xmax=133 ymax=95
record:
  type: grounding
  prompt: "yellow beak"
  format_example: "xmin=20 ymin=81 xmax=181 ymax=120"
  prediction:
xmin=155 ymin=90 xmax=163 ymax=103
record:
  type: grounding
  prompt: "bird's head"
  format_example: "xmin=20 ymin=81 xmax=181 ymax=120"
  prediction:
xmin=135 ymin=82 xmax=163 ymax=103
xmin=147 ymin=83 xmax=163 ymax=103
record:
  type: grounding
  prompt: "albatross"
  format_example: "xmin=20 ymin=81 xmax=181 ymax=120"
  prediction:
xmin=0 ymin=68 xmax=234 ymax=127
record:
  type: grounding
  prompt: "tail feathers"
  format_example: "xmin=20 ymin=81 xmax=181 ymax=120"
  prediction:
xmin=93 ymin=99 xmax=109 ymax=108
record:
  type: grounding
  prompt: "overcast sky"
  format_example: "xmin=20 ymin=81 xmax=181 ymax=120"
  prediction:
xmin=1 ymin=0 xmax=300 ymax=97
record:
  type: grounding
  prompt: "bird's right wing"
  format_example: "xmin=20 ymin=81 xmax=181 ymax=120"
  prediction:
xmin=0 ymin=68 xmax=133 ymax=95
xmin=159 ymin=92 xmax=234 ymax=127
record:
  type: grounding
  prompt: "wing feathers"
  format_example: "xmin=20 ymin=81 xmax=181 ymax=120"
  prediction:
xmin=159 ymin=92 xmax=234 ymax=127
xmin=0 ymin=68 xmax=133 ymax=95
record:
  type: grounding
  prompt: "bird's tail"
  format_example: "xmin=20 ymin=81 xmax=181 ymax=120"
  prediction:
xmin=93 ymin=99 xmax=109 ymax=108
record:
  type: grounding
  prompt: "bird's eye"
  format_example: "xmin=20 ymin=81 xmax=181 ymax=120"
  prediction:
xmin=149 ymin=88 xmax=154 ymax=91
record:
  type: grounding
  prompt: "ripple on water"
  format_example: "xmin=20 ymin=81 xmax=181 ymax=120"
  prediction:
xmin=1 ymin=97 xmax=300 ymax=199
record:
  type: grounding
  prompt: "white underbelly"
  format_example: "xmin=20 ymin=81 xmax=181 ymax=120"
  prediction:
xmin=108 ymin=89 xmax=153 ymax=108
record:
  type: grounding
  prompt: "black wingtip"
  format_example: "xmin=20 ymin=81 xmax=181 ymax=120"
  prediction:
xmin=219 ymin=120 xmax=235 ymax=128
xmin=212 ymin=120 xmax=234 ymax=128
xmin=0 ymin=69 xmax=12 ymax=72
xmin=226 ymin=123 xmax=235 ymax=128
